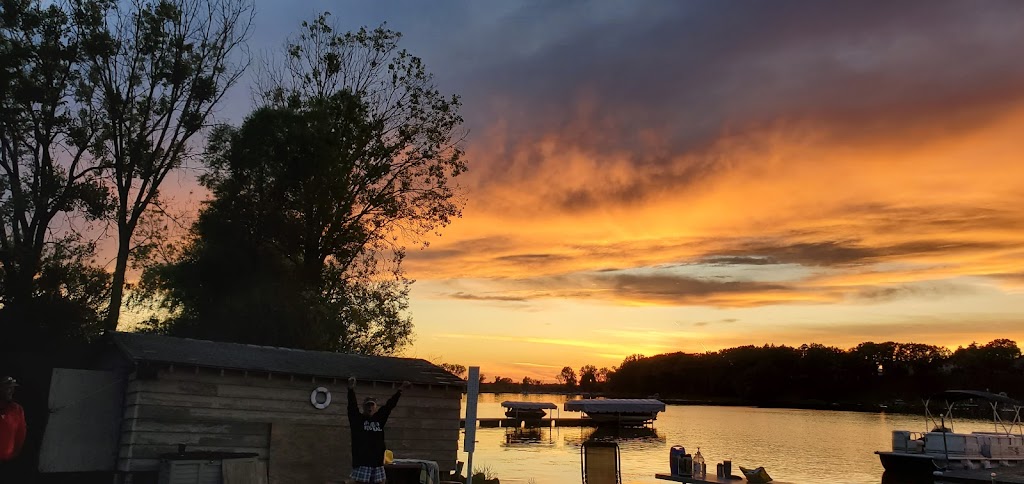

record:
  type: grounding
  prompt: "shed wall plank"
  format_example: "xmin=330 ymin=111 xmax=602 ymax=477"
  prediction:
xmin=119 ymin=444 xmax=268 ymax=460
xmin=126 ymin=389 xmax=458 ymax=417
xmin=123 ymin=430 xmax=269 ymax=448
xmin=118 ymin=458 xmax=271 ymax=473
xmin=130 ymin=378 xmax=460 ymax=409
xmin=128 ymin=404 xmax=458 ymax=430
xmin=129 ymin=420 xmax=270 ymax=435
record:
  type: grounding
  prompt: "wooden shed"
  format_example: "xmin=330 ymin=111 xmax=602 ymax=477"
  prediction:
xmin=38 ymin=332 xmax=464 ymax=484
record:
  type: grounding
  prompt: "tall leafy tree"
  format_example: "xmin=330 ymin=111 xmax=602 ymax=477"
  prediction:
xmin=557 ymin=366 xmax=577 ymax=387
xmin=578 ymin=364 xmax=598 ymax=389
xmin=137 ymin=15 xmax=466 ymax=355
xmin=0 ymin=0 xmax=111 ymax=345
xmin=70 ymin=0 xmax=254 ymax=330
xmin=256 ymin=14 xmax=466 ymax=279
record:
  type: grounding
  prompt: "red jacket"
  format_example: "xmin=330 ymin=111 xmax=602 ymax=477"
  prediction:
xmin=0 ymin=401 xmax=26 ymax=461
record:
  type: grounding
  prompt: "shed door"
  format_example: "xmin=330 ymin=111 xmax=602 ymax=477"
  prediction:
xmin=38 ymin=368 xmax=124 ymax=472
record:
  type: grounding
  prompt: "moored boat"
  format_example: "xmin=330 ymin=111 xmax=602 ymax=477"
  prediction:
xmin=876 ymin=390 xmax=1024 ymax=480
xmin=563 ymin=398 xmax=666 ymax=426
xmin=502 ymin=401 xmax=557 ymax=420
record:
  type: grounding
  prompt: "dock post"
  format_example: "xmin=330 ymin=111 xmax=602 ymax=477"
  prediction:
xmin=465 ymin=366 xmax=480 ymax=484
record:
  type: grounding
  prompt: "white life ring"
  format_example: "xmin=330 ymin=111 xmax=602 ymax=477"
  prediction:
xmin=310 ymin=387 xmax=332 ymax=409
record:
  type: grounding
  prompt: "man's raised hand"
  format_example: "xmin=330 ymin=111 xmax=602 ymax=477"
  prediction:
xmin=401 ymin=381 xmax=412 ymax=391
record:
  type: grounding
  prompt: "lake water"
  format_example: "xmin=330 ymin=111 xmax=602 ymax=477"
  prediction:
xmin=458 ymin=393 xmax=1001 ymax=484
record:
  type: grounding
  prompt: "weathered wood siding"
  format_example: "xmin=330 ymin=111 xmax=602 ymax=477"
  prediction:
xmin=119 ymin=366 xmax=462 ymax=483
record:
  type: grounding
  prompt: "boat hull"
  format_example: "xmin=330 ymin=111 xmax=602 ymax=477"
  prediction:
xmin=504 ymin=409 xmax=547 ymax=420
xmin=876 ymin=451 xmax=939 ymax=478
xmin=584 ymin=412 xmax=658 ymax=426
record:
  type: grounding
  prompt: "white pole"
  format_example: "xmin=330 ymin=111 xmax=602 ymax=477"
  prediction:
xmin=465 ymin=366 xmax=480 ymax=484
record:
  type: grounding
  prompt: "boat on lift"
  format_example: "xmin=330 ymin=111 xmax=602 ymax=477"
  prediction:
xmin=502 ymin=401 xmax=557 ymax=420
xmin=563 ymin=398 xmax=665 ymax=426
xmin=875 ymin=390 xmax=1024 ymax=480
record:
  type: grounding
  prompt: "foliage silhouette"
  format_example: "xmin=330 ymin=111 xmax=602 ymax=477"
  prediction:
xmin=135 ymin=14 xmax=466 ymax=355
xmin=0 ymin=0 xmax=113 ymax=346
xmin=479 ymin=339 xmax=1023 ymax=406
xmin=69 ymin=0 xmax=255 ymax=330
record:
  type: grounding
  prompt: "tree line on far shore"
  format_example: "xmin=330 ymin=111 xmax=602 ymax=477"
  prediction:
xmin=453 ymin=339 xmax=1024 ymax=404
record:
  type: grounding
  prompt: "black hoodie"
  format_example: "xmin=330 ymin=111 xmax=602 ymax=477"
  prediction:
xmin=347 ymin=387 xmax=402 ymax=467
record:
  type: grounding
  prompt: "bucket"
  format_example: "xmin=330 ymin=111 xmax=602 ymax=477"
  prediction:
xmin=669 ymin=446 xmax=686 ymax=475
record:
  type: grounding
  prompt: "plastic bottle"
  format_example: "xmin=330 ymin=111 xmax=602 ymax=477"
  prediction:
xmin=693 ymin=447 xmax=706 ymax=478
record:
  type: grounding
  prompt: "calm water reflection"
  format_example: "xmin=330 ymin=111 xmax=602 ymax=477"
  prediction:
xmin=459 ymin=393 xmax=998 ymax=484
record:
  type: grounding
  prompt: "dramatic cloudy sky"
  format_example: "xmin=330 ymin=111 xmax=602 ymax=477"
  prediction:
xmin=201 ymin=0 xmax=1024 ymax=381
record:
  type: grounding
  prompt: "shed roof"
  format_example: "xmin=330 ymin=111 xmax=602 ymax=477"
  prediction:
xmin=111 ymin=332 xmax=464 ymax=386
xmin=563 ymin=398 xmax=666 ymax=413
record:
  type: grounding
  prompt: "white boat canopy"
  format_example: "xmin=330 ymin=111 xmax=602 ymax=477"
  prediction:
xmin=563 ymin=398 xmax=666 ymax=413
xmin=501 ymin=401 xmax=558 ymax=410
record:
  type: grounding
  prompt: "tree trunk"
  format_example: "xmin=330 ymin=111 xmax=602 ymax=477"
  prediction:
xmin=104 ymin=230 xmax=131 ymax=332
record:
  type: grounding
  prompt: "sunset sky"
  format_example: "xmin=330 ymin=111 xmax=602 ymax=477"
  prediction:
xmin=156 ymin=0 xmax=1024 ymax=382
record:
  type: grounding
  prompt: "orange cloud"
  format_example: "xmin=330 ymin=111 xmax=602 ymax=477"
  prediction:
xmin=408 ymin=102 xmax=1024 ymax=303
xmin=402 ymin=93 xmax=1024 ymax=377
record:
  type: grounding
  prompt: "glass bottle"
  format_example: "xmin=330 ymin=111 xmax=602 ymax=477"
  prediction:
xmin=693 ymin=447 xmax=706 ymax=478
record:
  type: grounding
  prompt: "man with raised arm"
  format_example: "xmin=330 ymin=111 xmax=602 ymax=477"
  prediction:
xmin=347 ymin=376 xmax=410 ymax=484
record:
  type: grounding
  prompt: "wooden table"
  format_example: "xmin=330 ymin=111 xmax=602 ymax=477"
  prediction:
xmin=655 ymin=473 xmax=795 ymax=484
xmin=654 ymin=473 xmax=744 ymax=483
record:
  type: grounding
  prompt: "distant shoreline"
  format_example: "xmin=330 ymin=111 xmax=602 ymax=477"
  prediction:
xmin=479 ymin=391 xmax=924 ymax=415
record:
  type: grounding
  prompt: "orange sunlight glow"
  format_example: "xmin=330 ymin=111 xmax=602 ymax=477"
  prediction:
xmin=401 ymin=99 xmax=1024 ymax=380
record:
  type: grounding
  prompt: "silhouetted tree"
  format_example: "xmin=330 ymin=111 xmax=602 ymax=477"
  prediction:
xmin=439 ymin=363 xmax=467 ymax=379
xmin=69 ymin=0 xmax=255 ymax=330
xmin=557 ymin=366 xmax=577 ymax=387
xmin=502 ymin=338 xmax=1019 ymax=404
xmin=579 ymin=364 xmax=598 ymax=390
xmin=0 ymin=0 xmax=112 ymax=345
xmin=2 ymin=242 xmax=111 ymax=347
xmin=135 ymin=15 xmax=465 ymax=354
xmin=948 ymin=340 xmax=1021 ymax=392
